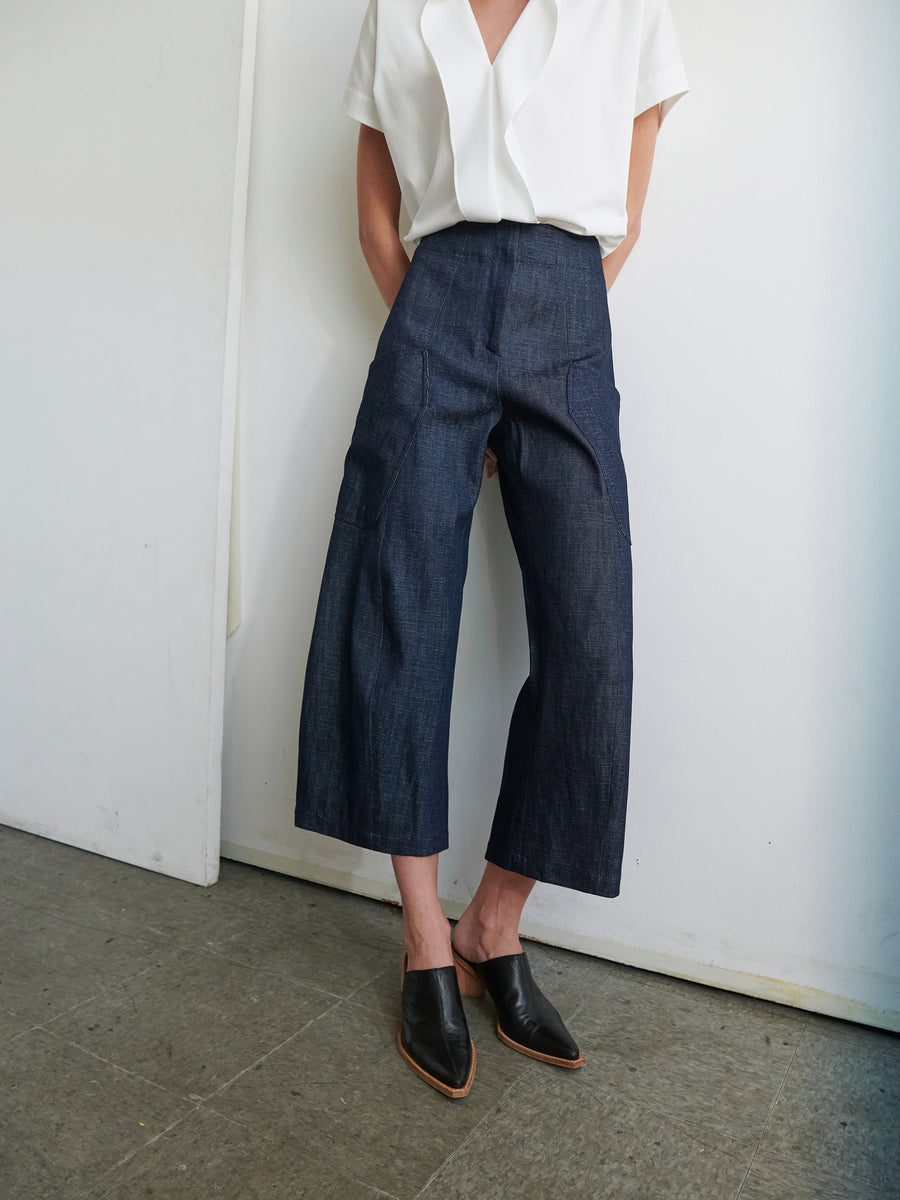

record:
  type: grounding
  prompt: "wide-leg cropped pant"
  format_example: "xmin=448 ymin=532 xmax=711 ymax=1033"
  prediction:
xmin=294 ymin=221 xmax=633 ymax=897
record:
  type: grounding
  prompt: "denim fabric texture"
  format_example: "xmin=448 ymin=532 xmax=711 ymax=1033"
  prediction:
xmin=295 ymin=221 xmax=633 ymax=897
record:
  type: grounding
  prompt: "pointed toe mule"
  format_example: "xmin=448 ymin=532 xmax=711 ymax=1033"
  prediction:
xmin=452 ymin=947 xmax=585 ymax=1069
xmin=397 ymin=952 xmax=476 ymax=1098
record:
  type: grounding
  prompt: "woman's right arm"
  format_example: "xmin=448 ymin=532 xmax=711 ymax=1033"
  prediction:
xmin=356 ymin=125 xmax=410 ymax=309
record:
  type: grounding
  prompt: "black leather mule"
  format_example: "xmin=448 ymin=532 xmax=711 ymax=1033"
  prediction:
xmin=453 ymin=947 xmax=584 ymax=1068
xmin=397 ymin=952 xmax=476 ymax=1098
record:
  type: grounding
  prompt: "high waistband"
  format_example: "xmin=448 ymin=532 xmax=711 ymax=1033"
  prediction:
xmin=417 ymin=220 xmax=602 ymax=269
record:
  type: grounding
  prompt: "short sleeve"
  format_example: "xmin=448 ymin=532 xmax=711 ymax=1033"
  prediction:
xmin=634 ymin=0 xmax=690 ymax=124
xmin=342 ymin=0 xmax=383 ymax=132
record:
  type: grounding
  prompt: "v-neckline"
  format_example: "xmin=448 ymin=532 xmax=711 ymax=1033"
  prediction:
xmin=465 ymin=0 xmax=533 ymax=68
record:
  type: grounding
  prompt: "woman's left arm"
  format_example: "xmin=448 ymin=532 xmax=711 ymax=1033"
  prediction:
xmin=602 ymin=104 xmax=661 ymax=291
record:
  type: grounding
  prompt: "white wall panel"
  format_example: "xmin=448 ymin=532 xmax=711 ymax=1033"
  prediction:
xmin=0 ymin=1 xmax=251 ymax=884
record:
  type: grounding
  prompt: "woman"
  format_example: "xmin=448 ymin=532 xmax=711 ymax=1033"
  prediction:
xmin=296 ymin=0 xmax=688 ymax=1098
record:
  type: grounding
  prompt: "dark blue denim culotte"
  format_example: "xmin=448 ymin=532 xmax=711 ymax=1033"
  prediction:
xmin=294 ymin=221 xmax=633 ymax=897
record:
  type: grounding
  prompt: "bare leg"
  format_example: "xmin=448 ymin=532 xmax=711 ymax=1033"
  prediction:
xmin=451 ymin=862 xmax=536 ymax=963
xmin=392 ymin=853 xmax=454 ymax=971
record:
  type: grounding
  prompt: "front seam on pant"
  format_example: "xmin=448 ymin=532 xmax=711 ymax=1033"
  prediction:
xmin=365 ymin=512 xmax=389 ymax=846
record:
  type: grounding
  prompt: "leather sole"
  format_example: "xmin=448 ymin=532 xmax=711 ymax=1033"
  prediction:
xmin=495 ymin=1023 xmax=585 ymax=1068
xmin=396 ymin=1031 xmax=477 ymax=1098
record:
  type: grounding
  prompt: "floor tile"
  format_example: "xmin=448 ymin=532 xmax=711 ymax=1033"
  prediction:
xmin=212 ymin=856 xmax=333 ymax=913
xmin=0 ymin=1027 xmax=192 ymax=1200
xmin=805 ymin=1012 xmax=900 ymax=1060
xmin=738 ymin=1151 xmax=887 ymax=1200
xmin=570 ymin=967 xmax=802 ymax=1141
xmin=84 ymin=1105 xmax=394 ymax=1200
xmin=419 ymin=1068 xmax=751 ymax=1200
xmin=44 ymin=946 xmax=339 ymax=1099
xmin=192 ymin=885 xmax=404 ymax=998
xmin=4 ymin=826 xmax=895 ymax=1200
xmin=211 ymin=996 xmax=528 ymax=1200
xmin=0 ymin=829 xmax=173 ymax=916
xmin=758 ymin=1028 xmax=900 ymax=1192
xmin=0 ymin=832 xmax=287 ymax=945
xmin=0 ymin=824 xmax=92 ymax=874
xmin=343 ymin=960 xmax=404 ymax=1021
xmin=0 ymin=887 xmax=178 ymax=1022
xmin=0 ymin=1007 xmax=36 ymax=1044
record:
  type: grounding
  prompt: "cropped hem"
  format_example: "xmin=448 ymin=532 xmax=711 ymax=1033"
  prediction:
xmin=294 ymin=810 xmax=447 ymax=858
xmin=485 ymin=847 xmax=622 ymax=900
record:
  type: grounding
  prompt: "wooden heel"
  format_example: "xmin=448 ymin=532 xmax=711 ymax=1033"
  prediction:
xmin=452 ymin=947 xmax=486 ymax=997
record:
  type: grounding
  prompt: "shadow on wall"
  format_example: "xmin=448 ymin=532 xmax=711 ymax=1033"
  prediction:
xmin=796 ymin=4 xmax=900 ymax=1008
xmin=811 ymin=6 xmax=900 ymax=1012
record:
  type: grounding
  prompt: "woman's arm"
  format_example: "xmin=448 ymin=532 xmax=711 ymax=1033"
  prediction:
xmin=602 ymin=104 xmax=661 ymax=291
xmin=357 ymin=124 xmax=410 ymax=308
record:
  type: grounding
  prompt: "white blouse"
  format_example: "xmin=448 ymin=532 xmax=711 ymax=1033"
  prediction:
xmin=343 ymin=0 xmax=689 ymax=254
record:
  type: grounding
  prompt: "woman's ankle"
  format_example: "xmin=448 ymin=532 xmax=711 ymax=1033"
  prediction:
xmin=403 ymin=913 xmax=453 ymax=971
xmin=392 ymin=852 xmax=454 ymax=970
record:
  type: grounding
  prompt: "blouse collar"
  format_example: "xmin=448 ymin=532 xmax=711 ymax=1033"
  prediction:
xmin=421 ymin=0 xmax=560 ymax=210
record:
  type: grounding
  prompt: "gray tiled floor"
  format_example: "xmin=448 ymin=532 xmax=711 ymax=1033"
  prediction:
xmin=1 ymin=824 xmax=897 ymax=1200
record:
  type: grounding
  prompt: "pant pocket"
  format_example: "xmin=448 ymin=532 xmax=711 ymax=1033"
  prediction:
xmin=566 ymin=354 xmax=631 ymax=544
xmin=335 ymin=349 xmax=429 ymax=529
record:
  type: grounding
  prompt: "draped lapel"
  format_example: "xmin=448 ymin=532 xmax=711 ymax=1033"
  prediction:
xmin=420 ymin=0 xmax=560 ymax=218
xmin=493 ymin=0 xmax=559 ymax=134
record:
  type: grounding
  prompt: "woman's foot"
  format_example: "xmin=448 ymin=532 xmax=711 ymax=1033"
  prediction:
xmin=398 ymin=952 xmax=476 ymax=1098
xmin=450 ymin=863 xmax=583 ymax=1068
xmin=453 ymin=948 xmax=584 ymax=1068
xmin=391 ymin=853 xmax=475 ymax=1097
xmin=450 ymin=916 xmax=522 ymax=965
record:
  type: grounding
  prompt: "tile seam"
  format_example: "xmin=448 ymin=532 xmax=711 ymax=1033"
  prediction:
xmin=172 ymin=942 xmax=355 ymax=1000
xmin=410 ymin=1066 xmax=536 ymax=1199
xmin=2 ymin=891 xmax=176 ymax=945
xmin=189 ymin=1106 xmax=403 ymax=1200
xmin=734 ymin=1012 xmax=810 ymax=1198
xmin=200 ymin=995 xmax=347 ymax=1100
xmin=31 ymin=946 xmax=188 ymax=1029
xmin=33 ymin=1025 xmax=201 ymax=1102
xmin=84 ymin=1108 xmax=201 ymax=1198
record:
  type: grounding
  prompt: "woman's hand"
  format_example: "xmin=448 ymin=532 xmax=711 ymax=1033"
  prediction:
xmin=357 ymin=125 xmax=410 ymax=307
xmin=601 ymin=104 xmax=661 ymax=291
xmin=484 ymin=448 xmax=498 ymax=478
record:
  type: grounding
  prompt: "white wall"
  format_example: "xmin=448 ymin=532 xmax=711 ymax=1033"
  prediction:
xmin=0 ymin=1 xmax=252 ymax=884
xmin=222 ymin=0 xmax=900 ymax=1028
